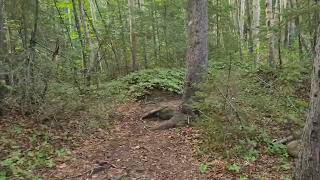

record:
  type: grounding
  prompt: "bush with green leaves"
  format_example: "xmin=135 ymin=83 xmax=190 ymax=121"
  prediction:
xmin=96 ymin=68 xmax=185 ymax=100
xmin=0 ymin=142 xmax=68 ymax=179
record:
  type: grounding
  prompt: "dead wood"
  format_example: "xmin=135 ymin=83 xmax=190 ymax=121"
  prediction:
xmin=141 ymin=106 xmax=168 ymax=120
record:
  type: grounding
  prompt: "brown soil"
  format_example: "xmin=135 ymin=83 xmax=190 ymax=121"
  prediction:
xmin=1 ymin=91 xmax=294 ymax=179
xmin=40 ymin=94 xmax=207 ymax=180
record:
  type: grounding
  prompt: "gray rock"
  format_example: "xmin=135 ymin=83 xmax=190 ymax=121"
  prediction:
xmin=287 ymin=140 xmax=302 ymax=158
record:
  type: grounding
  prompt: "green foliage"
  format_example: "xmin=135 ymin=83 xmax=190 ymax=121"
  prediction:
xmin=238 ymin=176 xmax=249 ymax=180
xmin=0 ymin=142 xmax=63 ymax=179
xmin=97 ymin=68 xmax=185 ymax=100
xmin=199 ymin=162 xmax=209 ymax=174
xmin=267 ymin=143 xmax=288 ymax=156
xmin=227 ymin=163 xmax=241 ymax=173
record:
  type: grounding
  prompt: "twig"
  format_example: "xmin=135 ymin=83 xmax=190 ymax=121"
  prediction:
xmin=273 ymin=135 xmax=294 ymax=144
xmin=66 ymin=161 xmax=116 ymax=179
xmin=216 ymin=87 xmax=244 ymax=128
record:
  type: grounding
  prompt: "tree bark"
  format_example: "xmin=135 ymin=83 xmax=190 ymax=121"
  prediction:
xmin=252 ymin=0 xmax=260 ymax=65
xmin=154 ymin=0 xmax=208 ymax=130
xmin=79 ymin=0 xmax=95 ymax=68
xmin=71 ymin=0 xmax=90 ymax=88
xmin=183 ymin=0 xmax=208 ymax=102
xmin=128 ymin=0 xmax=138 ymax=71
xmin=116 ymin=0 xmax=129 ymax=74
xmin=246 ymin=0 xmax=253 ymax=55
xmin=239 ymin=0 xmax=245 ymax=40
xmin=25 ymin=0 xmax=39 ymax=102
xmin=294 ymin=24 xmax=320 ymax=180
xmin=0 ymin=0 xmax=5 ymax=57
xmin=266 ymin=0 xmax=275 ymax=67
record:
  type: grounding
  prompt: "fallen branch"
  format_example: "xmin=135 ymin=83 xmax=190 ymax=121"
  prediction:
xmin=141 ymin=106 xmax=168 ymax=120
xmin=273 ymin=135 xmax=294 ymax=144
xmin=216 ymin=87 xmax=244 ymax=128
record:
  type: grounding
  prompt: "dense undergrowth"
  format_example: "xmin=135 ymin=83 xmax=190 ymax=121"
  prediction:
xmin=195 ymin=59 xmax=310 ymax=178
xmin=95 ymin=68 xmax=185 ymax=100
xmin=0 ymin=68 xmax=185 ymax=179
xmin=0 ymin=61 xmax=311 ymax=179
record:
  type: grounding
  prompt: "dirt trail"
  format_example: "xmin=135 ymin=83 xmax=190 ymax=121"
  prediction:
xmin=43 ymin=95 xmax=206 ymax=179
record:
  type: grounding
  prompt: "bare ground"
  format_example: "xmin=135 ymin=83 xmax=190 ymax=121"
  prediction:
xmin=39 ymin=94 xmax=208 ymax=179
xmin=1 ymin=92 xmax=293 ymax=179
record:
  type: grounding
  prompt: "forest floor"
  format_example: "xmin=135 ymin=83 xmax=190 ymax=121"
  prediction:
xmin=1 ymin=91 xmax=293 ymax=179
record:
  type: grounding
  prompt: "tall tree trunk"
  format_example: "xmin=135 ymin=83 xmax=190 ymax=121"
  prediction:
xmin=235 ymin=0 xmax=244 ymax=61
xmin=246 ymin=0 xmax=253 ymax=55
xmin=287 ymin=0 xmax=296 ymax=48
xmin=183 ymin=0 xmax=208 ymax=102
xmin=79 ymin=0 xmax=94 ymax=69
xmin=163 ymin=0 xmax=169 ymax=64
xmin=25 ymin=0 xmax=39 ymax=102
xmin=71 ymin=0 xmax=90 ymax=88
xmin=275 ymin=0 xmax=282 ymax=67
xmin=294 ymin=24 xmax=320 ymax=180
xmin=116 ymin=0 xmax=129 ymax=73
xmin=252 ymin=0 xmax=260 ymax=65
xmin=138 ymin=0 xmax=148 ymax=69
xmin=239 ymin=0 xmax=245 ymax=40
xmin=150 ymin=1 xmax=158 ymax=62
xmin=155 ymin=0 xmax=208 ymax=130
xmin=311 ymin=0 xmax=320 ymax=56
xmin=266 ymin=0 xmax=275 ymax=67
xmin=128 ymin=0 xmax=138 ymax=71
xmin=0 ymin=0 xmax=6 ymax=57
xmin=216 ymin=0 xmax=220 ymax=46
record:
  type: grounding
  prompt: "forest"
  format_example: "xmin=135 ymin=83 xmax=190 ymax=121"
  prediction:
xmin=0 ymin=0 xmax=320 ymax=179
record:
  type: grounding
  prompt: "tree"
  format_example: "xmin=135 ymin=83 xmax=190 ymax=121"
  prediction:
xmin=128 ymin=0 xmax=138 ymax=71
xmin=183 ymin=0 xmax=208 ymax=102
xmin=294 ymin=24 xmax=320 ymax=179
xmin=71 ymin=0 xmax=90 ymax=88
xmin=155 ymin=0 xmax=208 ymax=130
xmin=266 ymin=0 xmax=275 ymax=67
xmin=0 ymin=0 xmax=5 ymax=57
xmin=252 ymin=0 xmax=260 ymax=65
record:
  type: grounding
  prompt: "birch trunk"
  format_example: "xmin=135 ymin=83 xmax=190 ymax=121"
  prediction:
xmin=275 ymin=0 xmax=282 ymax=66
xmin=252 ymin=0 xmax=260 ymax=64
xmin=266 ymin=0 xmax=275 ymax=67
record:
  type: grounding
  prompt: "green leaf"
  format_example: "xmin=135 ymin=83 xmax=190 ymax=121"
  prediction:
xmin=199 ymin=162 xmax=208 ymax=174
xmin=227 ymin=164 xmax=240 ymax=173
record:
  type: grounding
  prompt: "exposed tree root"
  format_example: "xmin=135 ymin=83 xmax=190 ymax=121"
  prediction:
xmin=141 ymin=106 xmax=168 ymax=120
xmin=141 ymin=106 xmax=176 ymax=121
xmin=151 ymin=112 xmax=188 ymax=130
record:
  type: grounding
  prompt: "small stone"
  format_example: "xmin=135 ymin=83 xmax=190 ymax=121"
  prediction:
xmin=287 ymin=140 xmax=302 ymax=158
